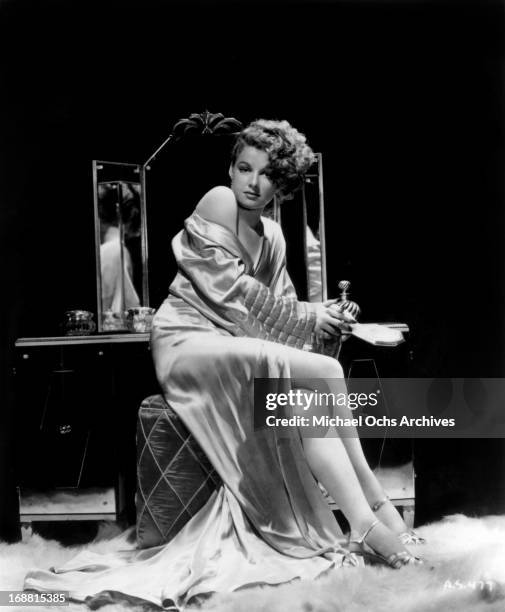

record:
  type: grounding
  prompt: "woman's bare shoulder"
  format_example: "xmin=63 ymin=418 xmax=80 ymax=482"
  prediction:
xmin=195 ymin=186 xmax=237 ymax=233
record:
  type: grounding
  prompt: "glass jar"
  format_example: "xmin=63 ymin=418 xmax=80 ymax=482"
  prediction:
xmin=126 ymin=307 xmax=155 ymax=333
xmin=63 ymin=310 xmax=96 ymax=336
xmin=101 ymin=309 xmax=129 ymax=333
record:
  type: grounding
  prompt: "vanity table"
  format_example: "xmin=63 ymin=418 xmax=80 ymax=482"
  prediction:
xmin=13 ymin=334 xmax=159 ymax=526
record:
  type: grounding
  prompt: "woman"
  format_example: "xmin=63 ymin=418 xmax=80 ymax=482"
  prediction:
xmin=25 ymin=120 xmax=422 ymax=610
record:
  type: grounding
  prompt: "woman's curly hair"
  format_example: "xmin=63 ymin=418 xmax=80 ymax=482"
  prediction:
xmin=231 ymin=119 xmax=316 ymax=198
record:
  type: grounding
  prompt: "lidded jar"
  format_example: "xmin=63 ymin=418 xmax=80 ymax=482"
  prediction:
xmin=63 ymin=310 xmax=96 ymax=336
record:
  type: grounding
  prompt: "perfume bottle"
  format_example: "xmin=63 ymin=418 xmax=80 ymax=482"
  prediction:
xmin=320 ymin=280 xmax=361 ymax=358
xmin=334 ymin=280 xmax=361 ymax=320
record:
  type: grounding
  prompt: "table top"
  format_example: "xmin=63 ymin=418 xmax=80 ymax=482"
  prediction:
xmin=15 ymin=322 xmax=408 ymax=349
xmin=15 ymin=333 xmax=150 ymax=347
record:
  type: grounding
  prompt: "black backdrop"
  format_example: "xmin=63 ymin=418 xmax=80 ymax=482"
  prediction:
xmin=1 ymin=0 xmax=504 ymax=540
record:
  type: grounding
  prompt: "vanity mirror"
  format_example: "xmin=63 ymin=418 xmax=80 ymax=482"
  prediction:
xmin=92 ymin=161 xmax=148 ymax=332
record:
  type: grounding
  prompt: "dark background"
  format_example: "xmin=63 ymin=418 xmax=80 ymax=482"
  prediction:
xmin=1 ymin=0 xmax=504 ymax=540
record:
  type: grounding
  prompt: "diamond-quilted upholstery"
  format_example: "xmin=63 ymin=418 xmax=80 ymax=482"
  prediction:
xmin=136 ymin=395 xmax=221 ymax=549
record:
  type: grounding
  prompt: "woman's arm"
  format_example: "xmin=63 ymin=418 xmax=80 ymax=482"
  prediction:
xmin=172 ymin=192 xmax=350 ymax=349
xmin=271 ymin=232 xmax=353 ymax=348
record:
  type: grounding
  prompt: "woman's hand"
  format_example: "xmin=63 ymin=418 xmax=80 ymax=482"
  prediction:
xmin=315 ymin=303 xmax=356 ymax=341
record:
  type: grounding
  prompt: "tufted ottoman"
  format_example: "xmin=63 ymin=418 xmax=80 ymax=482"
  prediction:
xmin=136 ymin=395 xmax=221 ymax=549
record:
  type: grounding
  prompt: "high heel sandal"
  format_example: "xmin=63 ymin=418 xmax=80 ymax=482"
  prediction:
xmin=398 ymin=530 xmax=426 ymax=545
xmin=348 ymin=520 xmax=424 ymax=569
xmin=371 ymin=498 xmax=426 ymax=545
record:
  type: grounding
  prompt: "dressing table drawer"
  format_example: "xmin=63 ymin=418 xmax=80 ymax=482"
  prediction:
xmin=13 ymin=334 xmax=159 ymax=524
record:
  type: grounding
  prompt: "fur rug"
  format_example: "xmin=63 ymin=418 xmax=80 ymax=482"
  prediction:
xmin=1 ymin=514 xmax=505 ymax=612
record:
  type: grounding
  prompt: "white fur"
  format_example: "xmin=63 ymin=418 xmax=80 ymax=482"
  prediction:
xmin=1 ymin=515 xmax=504 ymax=611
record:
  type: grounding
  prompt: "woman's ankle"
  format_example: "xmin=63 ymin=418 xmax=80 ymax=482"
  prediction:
xmin=370 ymin=498 xmax=409 ymax=535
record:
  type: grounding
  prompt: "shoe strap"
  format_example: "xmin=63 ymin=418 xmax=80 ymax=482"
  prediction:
xmin=399 ymin=530 xmax=426 ymax=545
xmin=341 ymin=551 xmax=363 ymax=568
xmin=354 ymin=519 xmax=380 ymax=544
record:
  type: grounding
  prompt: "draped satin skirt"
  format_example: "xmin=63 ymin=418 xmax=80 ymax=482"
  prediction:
xmin=24 ymin=297 xmax=347 ymax=610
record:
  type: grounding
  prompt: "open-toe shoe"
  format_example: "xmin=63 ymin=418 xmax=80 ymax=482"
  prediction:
xmin=398 ymin=529 xmax=426 ymax=545
xmin=349 ymin=520 xmax=424 ymax=569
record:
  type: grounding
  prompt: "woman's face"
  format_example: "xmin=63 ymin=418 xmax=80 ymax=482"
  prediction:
xmin=229 ymin=145 xmax=277 ymax=210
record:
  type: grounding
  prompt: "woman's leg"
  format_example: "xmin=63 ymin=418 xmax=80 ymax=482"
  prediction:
xmin=300 ymin=386 xmax=409 ymax=534
xmin=273 ymin=344 xmax=411 ymax=556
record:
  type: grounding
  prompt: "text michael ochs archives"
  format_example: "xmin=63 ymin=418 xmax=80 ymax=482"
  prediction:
xmin=263 ymin=389 xmax=456 ymax=429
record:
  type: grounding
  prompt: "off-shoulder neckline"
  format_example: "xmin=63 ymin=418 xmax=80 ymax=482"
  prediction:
xmin=190 ymin=211 xmax=273 ymax=274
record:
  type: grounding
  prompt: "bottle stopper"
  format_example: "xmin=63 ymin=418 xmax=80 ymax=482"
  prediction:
xmin=336 ymin=280 xmax=361 ymax=320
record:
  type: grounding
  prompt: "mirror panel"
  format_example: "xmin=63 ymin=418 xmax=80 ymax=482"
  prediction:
xmin=304 ymin=153 xmax=327 ymax=302
xmin=93 ymin=161 xmax=146 ymax=332
xmin=274 ymin=153 xmax=327 ymax=302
